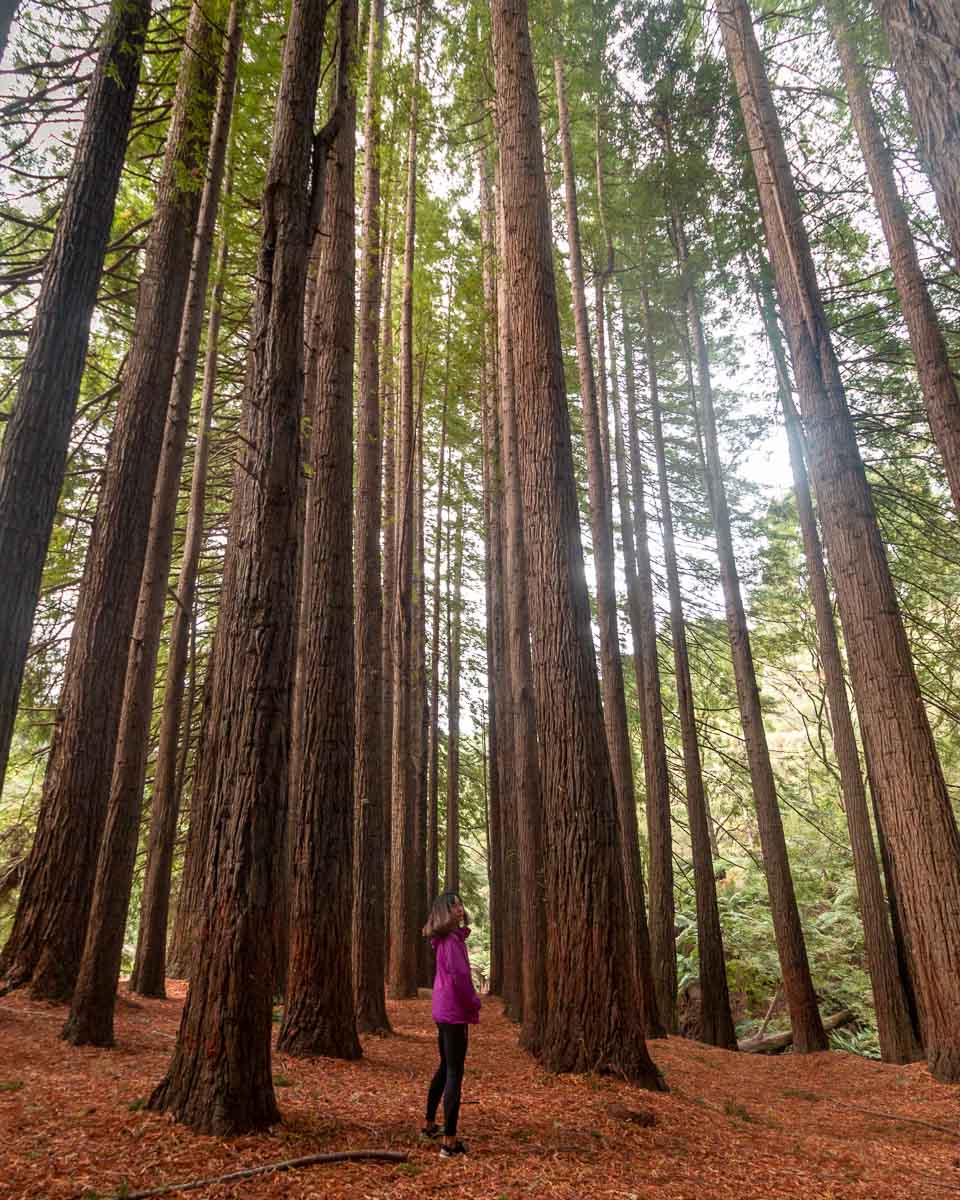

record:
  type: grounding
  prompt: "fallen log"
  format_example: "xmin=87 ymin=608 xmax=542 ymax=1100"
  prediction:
xmin=737 ymin=1008 xmax=855 ymax=1054
xmin=114 ymin=1149 xmax=409 ymax=1199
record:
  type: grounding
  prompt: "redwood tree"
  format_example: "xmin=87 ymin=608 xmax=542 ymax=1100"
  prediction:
xmin=147 ymin=0 xmax=328 ymax=1131
xmin=491 ymin=0 xmax=664 ymax=1087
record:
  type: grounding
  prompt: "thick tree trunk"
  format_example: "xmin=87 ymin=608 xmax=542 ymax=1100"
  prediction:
xmin=388 ymin=0 xmax=423 ymax=1000
xmin=492 ymin=0 xmax=663 ymax=1087
xmin=1 ymin=0 xmax=224 ymax=1002
xmin=277 ymin=0 xmax=360 ymax=1061
xmin=607 ymin=298 xmax=678 ymax=1034
xmin=636 ymin=291 xmax=737 ymax=1050
xmin=720 ymin=0 xmax=960 ymax=1081
xmin=491 ymin=154 xmax=546 ymax=1054
xmin=444 ymin=484 xmax=464 ymax=894
xmin=554 ymin=55 xmax=663 ymax=1040
xmin=353 ymin=0 xmax=391 ymax=1037
xmin=147 ymin=0 xmax=325 ymax=1132
xmin=0 ymin=0 xmax=149 ymax=806
xmin=828 ymin=6 xmax=960 ymax=516
xmin=63 ymin=0 xmax=243 ymax=1046
xmin=755 ymin=273 xmax=921 ymax=1065
xmin=674 ymin=210 xmax=828 ymax=1055
xmin=874 ymin=0 xmax=960 ymax=269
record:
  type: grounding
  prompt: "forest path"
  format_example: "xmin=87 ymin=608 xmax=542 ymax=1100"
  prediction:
xmin=0 ymin=982 xmax=957 ymax=1199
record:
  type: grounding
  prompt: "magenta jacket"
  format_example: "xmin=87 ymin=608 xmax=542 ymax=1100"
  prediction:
xmin=431 ymin=926 xmax=481 ymax=1025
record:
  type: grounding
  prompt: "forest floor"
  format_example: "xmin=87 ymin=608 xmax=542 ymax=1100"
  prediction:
xmin=1 ymin=983 xmax=959 ymax=1200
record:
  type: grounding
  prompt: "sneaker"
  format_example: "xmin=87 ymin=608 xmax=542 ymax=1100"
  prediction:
xmin=420 ymin=1123 xmax=442 ymax=1140
xmin=439 ymin=1140 xmax=468 ymax=1158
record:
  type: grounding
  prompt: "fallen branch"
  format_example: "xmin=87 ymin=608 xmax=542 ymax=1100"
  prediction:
xmin=114 ymin=1149 xmax=409 ymax=1199
xmin=738 ymin=1009 xmax=854 ymax=1055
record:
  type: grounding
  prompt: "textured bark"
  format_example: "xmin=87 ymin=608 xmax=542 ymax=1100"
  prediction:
xmin=388 ymin=0 xmax=423 ymax=1000
xmin=554 ymin=55 xmax=663 ymax=1039
xmin=353 ymin=0 xmax=390 ymax=1037
xmin=720 ymin=0 xmax=960 ymax=1080
xmin=64 ymin=0 xmax=243 ymax=1046
xmin=415 ymin=410 xmax=431 ymax=988
xmin=674 ymin=210 xmax=827 ymax=1055
xmin=1 ymin=0 xmax=223 ymax=1002
xmin=828 ymin=5 xmax=960 ymax=516
xmin=277 ymin=0 xmax=360 ymax=1062
xmin=0 ymin=0 xmax=149 ymax=807
xmin=874 ymin=0 xmax=960 ymax=269
xmin=130 ymin=182 xmax=232 ymax=998
xmin=380 ymin=242 xmax=396 ymax=961
xmin=636 ymin=291 xmax=736 ymax=1051
xmin=147 ymin=0 xmax=325 ymax=1132
xmin=491 ymin=152 xmax=545 ymax=1054
xmin=425 ymin=371 xmax=448 ymax=917
xmin=0 ymin=0 xmax=18 ymax=59
xmin=608 ymin=299 xmax=677 ymax=1035
xmin=444 ymin=484 xmax=464 ymax=895
xmin=756 ymin=274 xmax=921 ymax=1065
xmin=492 ymin=0 xmax=663 ymax=1087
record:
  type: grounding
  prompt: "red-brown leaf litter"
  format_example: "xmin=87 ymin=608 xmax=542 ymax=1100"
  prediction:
xmin=2 ymin=982 xmax=958 ymax=1199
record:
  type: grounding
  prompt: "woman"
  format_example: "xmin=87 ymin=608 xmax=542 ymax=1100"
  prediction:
xmin=421 ymin=891 xmax=481 ymax=1157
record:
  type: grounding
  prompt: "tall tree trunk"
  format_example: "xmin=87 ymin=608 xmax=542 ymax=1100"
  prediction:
xmin=637 ymin=290 xmax=737 ymax=1050
xmin=0 ymin=0 xmax=150 ymax=804
xmin=755 ymin=271 xmax=921 ymax=1064
xmin=493 ymin=157 xmax=546 ymax=1054
xmin=720 ymin=0 xmax=960 ymax=1082
xmin=147 ymin=0 xmax=326 ymax=1131
xmin=277 ymin=0 xmax=360 ymax=1061
xmin=444 ymin=479 xmax=464 ymax=894
xmin=673 ymin=210 xmax=828 ymax=1054
xmin=415 ymin=389 xmax=431 ymax=987
xmin=63 ymin=0 xmax=244 ymax=1046
xmin=492 ymin=0 xmax=663 ymax=1087
xmin=129 ymin=204 xmax=229 ymax=998
xmin=554 ymin=54 xmax=663 ymax=1039
xmin=827 ymin=4 xmax=960 ymax=515
xmin=426 ymin=356 xmax=449 ymax=919
xmin=1 ymin=0 xmax=225 ymax=1002
xmin=484 ymin=457 xmax=504 ymax=1000
xmin=380 ymin=240 xmax=396 ymax=963
xmin=607 ymin=297 xmax=678 ymax=1034
xmin=873 ymin=0 xmax=960 ymax=269
xmin=388 ymin=0 xmax=423 ymax=1000
xmin=353 ymin=0 xmax=390 ymax=1037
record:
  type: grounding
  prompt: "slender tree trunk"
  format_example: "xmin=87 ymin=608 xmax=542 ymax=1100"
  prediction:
xmin=380 ymin=240 xmax=396 ymax=963
xmin=0 ymin=0 xmax=19 ymax=60
xmin=426 ymin=357 xmax=449 ymax=918
xmin=388 ymin=0 xmax=423 ymax=999
xmin=827 ymin=5 xmax=960 ymax=516
xmin=755 ymin=272 xmax=921 ymax=1064
xmin=484 ymin=471 xmax=504 ymax=1000
xmin=444 ymin=480 xmax=464 ymax=894
xmin=415 ymin=391 xmax=431 ymax=987
xmin=554 ymin=54 xmax=663 ymax=1039
xmin=1 ymin=0 xmax=225 ymax=1002
xmin=493 ymin=156 xmax=546 ymax=1054
xmin=673 ymin=210 xmax=827 ymax=1054
xmin=353 ymin=0 xmax=390 ymax=1037
xmin=607 ymin=298 xmax=678 ymax=1035
xmin=720 ymin=0 xmax=960 ymax=1082
xmin=637 ymin=290 xmax=737 ymax=1050
xmin=63 ymin=0 xmax=244 ymax=1046
xmin=147 ymin=0 xmax=326 ymax=1131
xmin=873 ymin=0 xmax=960 ymax=269
xmin=492 ymin=0 xmax=663 ymax=1087
xmin=277 ymin=0 xmax=360 ymax=1061
xmin=0 ymin=0 xmax=150 ymax=805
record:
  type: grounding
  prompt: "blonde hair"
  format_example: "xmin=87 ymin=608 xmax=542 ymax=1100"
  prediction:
xmin=423 ymin=891 xmax=468 ymax=938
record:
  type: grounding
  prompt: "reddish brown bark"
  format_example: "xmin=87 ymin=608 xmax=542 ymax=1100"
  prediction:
xmin=720 ymin=0 xmax=960 ymax=1080
xmin=1 ymin=0 xmax=225 ymax=1002
xmin=147 ymin=0 xmax=326 ymax=1132
xmin=0 ymin=0 xmax=150 ymax=801
xmin=492 ymin=0 xmax=663 ymax=1087
xmin=353 ymin=0 xmax=390 ymax=1037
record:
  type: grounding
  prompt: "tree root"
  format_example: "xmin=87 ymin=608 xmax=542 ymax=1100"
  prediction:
xmin=114 ymin=1148 xmax=409 ymax=1198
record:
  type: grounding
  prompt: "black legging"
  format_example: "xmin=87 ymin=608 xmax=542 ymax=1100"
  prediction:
xmin=426 ymin=1022 xmax=468 ymax=1136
